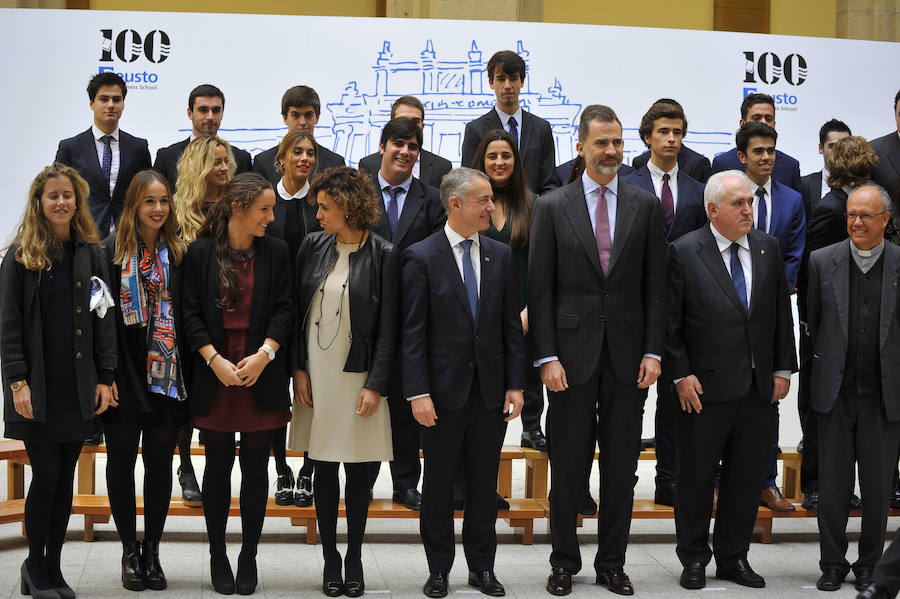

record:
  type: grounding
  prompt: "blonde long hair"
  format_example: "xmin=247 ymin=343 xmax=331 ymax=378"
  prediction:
xmin=113 ymin=170 xmax=186 ymax=266
xmin=7 ymin=163 xmax=99 ymax=271
xmin=174 ymin=136 xmax=235 ymax=244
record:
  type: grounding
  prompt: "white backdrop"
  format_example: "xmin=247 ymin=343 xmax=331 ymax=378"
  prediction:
xmin=1 ymin=9 xmax=899 ymax=444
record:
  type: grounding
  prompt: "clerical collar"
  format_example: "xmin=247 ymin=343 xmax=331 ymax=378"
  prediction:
xmin=850 ymin=239 xmax=885 ymax=274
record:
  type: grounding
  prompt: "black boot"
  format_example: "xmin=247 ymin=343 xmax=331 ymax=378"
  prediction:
xmin=210 ymin=551 xmax=235 ymax=595
xmin=235 ymin=550 xmax=258 ymax=595
xmin=142 ymin=540 xmax=166 ymax=591
xmin=121 ymin=540 xmax=146 ymax=591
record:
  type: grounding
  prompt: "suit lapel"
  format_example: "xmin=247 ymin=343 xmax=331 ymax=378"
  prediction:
xmin=395 ymin=181 xmax=424 ymax=245
xmin=767 ymin=183 xmax=781 ymax=236
xmin=880 ymin=246 xmax=900 ymax=350
xmin=112 ymin=132 xmax=130 ymax=199
xmin=698 ymin=226 xmax=747 ymax=314
xmin=371 ymin=181 xmax=392 ymax=239
xmin=747 ymin=232 xmax=767 ymax=316
xmin=79 ymin=130 xmax=105 ymax=188
xmin=608 ymin=186 xmax=637 ymax=274
xmin=419 ymin=152 xmax=434 ymax=185
xmin=436 ymin=236 xmax=474 ymax=326
xmin=476 ymin=242 xmax=494 ymax=330
xmin=887 ymin=135 xmax=900 ymax=178
xmin=831 ymin=244 xmax=850 ymax=344
xmin=518 ymin=111 xmax=532 ymax=154
xmin=560 ymin=183 xmax=603 ymax=278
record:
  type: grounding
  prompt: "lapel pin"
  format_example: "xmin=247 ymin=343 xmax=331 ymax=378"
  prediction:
xmin=484 ymin=256 xmax=491 ymax=262
xmin=760 ymin=249 xmax=766 ymax=254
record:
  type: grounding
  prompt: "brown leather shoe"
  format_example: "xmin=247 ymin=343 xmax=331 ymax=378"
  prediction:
xmin=760 ymin=486 xmax=795 ymax=512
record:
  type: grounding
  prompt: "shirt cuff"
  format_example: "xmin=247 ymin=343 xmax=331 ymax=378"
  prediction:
xmin=673 ymin=376 xmax=686 ymax=385
xmin=406 ymin=394 xmax=429 ymax=402
xmin=533 ymin=356 xmax=559 ymax=368
xmin=773 ymin=370 xmax=792 ymax=380
xmin=643 ymin=353 xmax=662 ymax=362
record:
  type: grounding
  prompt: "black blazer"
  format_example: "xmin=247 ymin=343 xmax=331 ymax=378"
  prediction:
xmin=1 ymin=237 xmax=117 ymax=423
xmin=801 ymin=170 xmax=824 ymax=219
xmin=180 ymin=235 xmax=293 ymax=415
xmin=808 ymin=240 xmax=900 ymax=421
xmin=709 ymin=147 xmax=802 ymax=193
xmin=55 ymin=128 xmax=152 ymax=236
xmin=401 ymin=231 xmax=525 ymax=410
xmin=293 ymin=232 xmax=399 ymax=395
xmin=153 ymin=137 xmax=253 ymax=192
xmin=630 ymin=144 xmax=711 ymax=183
xmin=461 ymin=110 xmax=560 ymax=194
xmin=369 ymin=176 xmax=446 ymax=252
xmin=870 ymin=131 xmax=900 ymax=204
xmin=798 ymin=187 xmax=849 ymax=325
xmin=358 ymin=149 xmax=452 ymax=190
xmin=621 ymin=165 xmax=707 ymax=242
xmin=253 ymin=142 xmax=345 ymax=186
xmin=666 ymin=225 xmax=797 ymax=402
xmin=527 ymin=179 xmax=667 ymax=386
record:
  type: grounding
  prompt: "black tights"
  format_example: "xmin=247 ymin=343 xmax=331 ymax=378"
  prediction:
xmin=104 ymin=422 xmax=179 ymax=544
xmin=314 ymin=461 xmax=370 ymax=581
xmin=23 ymin=440 xmax=82 ymax=588
xmin=176 ymin=423 xmax=194 ymax=472
xmin=201 ymin=429 xmax=273 ymax=561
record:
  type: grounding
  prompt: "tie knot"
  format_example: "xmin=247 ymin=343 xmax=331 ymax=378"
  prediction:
xmin=730 ymin=242 xmax=741 ymax=254
xmin=662 ymin=173 xmax=670 ymax=182
xmin=460 ymin=239 xmax=474 ymax=253
xmin=101 ymin=135 xmax=112 ymax=143
xmin=756 ymin=187 xmax=766 ymax=198
xmin=385 ymin=186 xmax=401 ymax=198
xmin=508 ymin=116 xmax=517 ymax=127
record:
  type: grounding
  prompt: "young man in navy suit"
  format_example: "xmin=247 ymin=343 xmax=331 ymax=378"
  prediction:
xmin=153 ymin=84 xmax=253 ymax=191
xmin=622 ymin=101 xmax=707 ymax=508
xmin=709 ymin=93 xmax=802 ymax=193
xmin=630 ymin=98 xmax=711 ymax=184
xmin=461 ymin=50 xmax=560 ymax=194
xmin=401 ymin=167 xmax=524 ymax=598
xmin=55 ymin=72 xmax=151 ymax=237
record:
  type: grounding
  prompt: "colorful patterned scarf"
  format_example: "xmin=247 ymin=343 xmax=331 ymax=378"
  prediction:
xmin=120 ymin=243 xmax=186 ymax=400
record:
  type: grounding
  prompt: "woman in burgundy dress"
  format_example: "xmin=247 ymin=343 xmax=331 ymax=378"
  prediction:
xmin=180 ymin=173 xmax=293 ymax=595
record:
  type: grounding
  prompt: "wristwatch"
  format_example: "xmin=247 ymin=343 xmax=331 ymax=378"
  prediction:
xmin=259 ymin=344 xmax=276 ymax=362
xmin=10 ymin=380 xmax=27 ymax=392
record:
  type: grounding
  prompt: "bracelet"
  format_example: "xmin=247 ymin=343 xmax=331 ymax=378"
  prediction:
xmin=206 ymin=352 xmax=220 ymax=367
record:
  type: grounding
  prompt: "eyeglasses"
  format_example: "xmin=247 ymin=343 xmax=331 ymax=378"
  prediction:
xmin=846 ymin=211 xmax=887 ymax=222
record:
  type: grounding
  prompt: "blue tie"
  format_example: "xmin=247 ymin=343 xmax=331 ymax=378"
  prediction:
xmin=460 ymin=239 xmax=478 ymax=319
xmin=508 ymin=116 xmax=519 ymax=147
xmin=730 ymin=242 xmax=748 ymax=310
xmin=385 ymin=186 xmax=401 ymax=237
xmin=755 ymin=188 xmax=767 ymax=232
xmin=101 ymin=135 xmax=113 ymax=182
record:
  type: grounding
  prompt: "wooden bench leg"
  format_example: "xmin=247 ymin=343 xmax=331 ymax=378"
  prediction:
xmin=83 ymin=515 xmax=97 ymax=542
xmin=527 ymin=459 xmax=548 ymax=499
xmin=752 ymin=518 xmax=773 ymax=544
xmin=497 ymin=458 xmax=512 ymax=498
xmin=305 ymin=518 xmax=317 ymax=545
xmin=77 ymin=452 xmax=96 ymax=495
xmin=508 ymin=518 xmax=534 ymax=545
xmin=782 ymin=459 xmax=801 ymax=501
xmin=7 ymin=460 xmax=25 ymax=499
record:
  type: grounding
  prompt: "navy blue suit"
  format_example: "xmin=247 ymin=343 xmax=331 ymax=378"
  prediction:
xmin=55 ymin=128 xmax=152 ymax=237
xmin=620 ymin=166 xmax=707 ymax=242
xmin=631 ymin=145 xmax=711 ymax=183
xmin=763 ymin=180 xmax=806 ymax=290
xmin=709 ymin=147 xmax=802 ymax=193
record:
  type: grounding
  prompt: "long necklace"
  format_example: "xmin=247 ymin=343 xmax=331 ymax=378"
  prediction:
xmin=315 ymin=269 xmax=350 ymax=351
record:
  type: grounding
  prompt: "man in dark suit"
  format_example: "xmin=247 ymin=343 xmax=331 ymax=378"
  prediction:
xmin=461 ymin=50 xmax=560 ymax=194
xmin=709 ymin=93 xmax=802 ymax=193
xmin=797 ymin=118 xmax=851 ymax=510
xmin=529 ymin=105 xmax=666 ymax=596
xmin=667 ymin=170 xmax=796 ymax=590
xmin=869 ymin=90 xmax=900 ymax=205
xmin=359 ymin=96 xmax=452 ymax=189
xmin=808 ymin=184 xmax=900 ymax=593
xmin=860 ymin=524 xmax=900 ymax=598
xmin=55 ymin=72 xmax=151 ymax=237
xmin=621 ymin=101 xmax=707 ymax=508
xmin=366 ymin=116 xmax=446 ymax=510
xmin=253 ymin=85 xmax=345 ymax=186
xmin=401 ymin=167 xmax=524 ymax=598
xmin=630 ymin=98 xmax=711 ymax=184
xmin=153 ymin=84 xmax=253 ymax=191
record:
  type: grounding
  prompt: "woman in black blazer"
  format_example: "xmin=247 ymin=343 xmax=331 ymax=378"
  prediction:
xmin=180 ymin=172 xmax=293 ymax=596
xmin=101 ymin=170 xmax=189 ymax=591
xmin=1 ymin=163 xmax=115 ymax=599
xmin=289 ymin=167 xmax=399 ymax=597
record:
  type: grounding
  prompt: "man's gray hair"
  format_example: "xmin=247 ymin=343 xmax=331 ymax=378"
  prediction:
xmin=849 ymin=183 xmax=893 ymax=213
xmin=439 ymin=167 xmax=491 ymax=213
xmin=704 ymin=170 xmax=748 ymax=207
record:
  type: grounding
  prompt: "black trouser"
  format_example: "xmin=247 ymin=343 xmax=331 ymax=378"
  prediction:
xmin=797 ymin=327 xmax=819 ymax=491
xmin=675 ymin=389 xmax=775 ymax=569
xmin=420 ymin=382 xmax=507 ymax=574
xmin=519 ymin=333 xmax=545 ymax=433
xmin=370 ymin=392 xmax=421 ymax=492
xmin=547 ymin=346 xmax=644 ymax=574
xmin=873 ymin=523 xmax=900 ymax=595
xmin=817 ymin=393 xmax=900 ymax=575
xmin=23 ymin=440 xmax=83 ymax=588
xmin=314 ymin=461 xmax=371 ymax=580
xmin=654 ymin=380 xmax=677 ymax=484
xmin=200 ymin=429 xmax=273 ymax=561
xmin=104 ymin=422 xmax=179 ymax=543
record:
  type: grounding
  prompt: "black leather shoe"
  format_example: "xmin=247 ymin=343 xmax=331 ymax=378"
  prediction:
xmin=654 ymin=481 xmax=676 ymax=507
xmin=423 ymin=572 xmax=449 ymax=598
xmin=393 ymin=488 xmax=422 ymax=510
xmin=521 ymin=430 xmax=548 ymax=451
xmin=596 ymin=569 xmax=634 ymax=595
xmin=344 ymin=557 xmax=364 ymax=598
xmin=83 ymin=430 xmax=104 ymax=446
xmin=801 ymin=486 xmax=819 ymax=510
xmin=210 ymin=553 xmax=236 ymax=595
xmin=854 ymin=568 xmax=873 ymax=592
xmin=816 ymin=567 xmax=846 ymax=591
xmin=680 ymin=563 xmax=705 ymax=590
xmin=546 ymin=567 xmax=573 ymax=596
xmin=274 ymin=471 xmax=295 ymax=506
xmin=496 ymin=493 xmax=510 ymax=510
xmin=716 ymin=559 xmax=765 ymax=588
xmin=295 ymin=474 xmax=313 ymax=507
xmin=640 ymin=437 xmax=656 ymax=450
xmin=857 ymin=582 xmax=891 ymax=599
xmin=850 ymin=493 xmax=863 ymax=510
xmin=580 ymin=493 xmax=598 ymax=517
xmin=322 ymin=580 xmax=344 ymax=597
xmin=20 ymin=561 xmax=60 ymax=599
xmin=142 ymin=540 xmax=167 ymax=590
xmin=121 ymin=540 xmax=146 ymax=592
xmin=468 ymin=571 xmax=505 ymax=596
xmin=178 ymin=467 xmax=203 ymax=508
xmin=235 ymin=553 xmax=257 ymax=596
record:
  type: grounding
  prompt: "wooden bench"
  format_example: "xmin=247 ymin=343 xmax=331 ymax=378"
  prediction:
xmin=0 ymin=440 xmax=28 ymax=532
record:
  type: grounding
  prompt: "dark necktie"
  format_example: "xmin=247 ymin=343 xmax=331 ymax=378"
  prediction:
xmin=730 ymin=242 xmax=748 ymax=310
xmin=755 ymin=187 xmax=767 ymax=232
xmin=101 ymin=135 xmax=113 ymax=182
xmin=385 ymin=186 xmax=401 ymax=237
xmin=660 ymin=173 xmax=675 ymax=228
xmin=508 ymin=116 xmax=519 ymax=147
xmin=594 ymin=186 xmax=611 ymax=275
xmin=460 ymin=239 xmax=478 ymax=319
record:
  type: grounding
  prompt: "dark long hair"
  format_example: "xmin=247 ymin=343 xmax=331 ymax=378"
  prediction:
xmin=471 ymin=129 xmax=533 ymax=247
xmin=200 ymin=172 xmax=272 ymax=310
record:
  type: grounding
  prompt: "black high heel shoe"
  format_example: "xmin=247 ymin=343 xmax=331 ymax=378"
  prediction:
xmin=142 ymin=540 xmax=167 ymax=591
xmin=322 ymin=556 xmax=344 ymax=597
xmin=344 ymin=557 xmax=365 ymax=598
xmin=210 ymin=553 xmax=236 ymax=595
xmin=21 ymin=560 xmax=62 ymax=599
xmin=235 ymin=552 xmax=258 ymax=596
xmin=121 ymin=540 xmax=146 ymax=592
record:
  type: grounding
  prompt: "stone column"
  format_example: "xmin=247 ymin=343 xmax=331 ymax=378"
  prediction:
xmin=386 ymin=0 xmax=541 ymax=21
xmin=837 ymin=0 xmax=900 ymax=41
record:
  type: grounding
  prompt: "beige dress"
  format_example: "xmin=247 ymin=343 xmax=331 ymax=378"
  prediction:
xmin=288 ymin=241 xmax=393 ymax=462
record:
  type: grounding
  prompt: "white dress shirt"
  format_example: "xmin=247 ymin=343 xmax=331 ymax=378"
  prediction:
xmin=444 ymin=223 xmax=481 ymax=292
xmin=92 ymin=124 xmax=120 ymax=197
xmin=581 ymin=170 xmax=619 ymax=240
xmin=647 ymin=161 xmax=680 ymax=211
xmin=276 ymin=179 xmax=309 ymax=201
xmin=495 ymin=106 xmax=524 ymax=140
xmin=748 ymin=178 xmax=773 ymax=235
xmin=820 ymin=168 xmax=831 ymax=200
xmin=378 ymin=172 xmax=413 ymax=216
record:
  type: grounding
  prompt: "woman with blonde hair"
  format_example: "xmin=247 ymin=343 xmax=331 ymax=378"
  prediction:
xmin=101 ymin=169 xmax=189 ymax=592
xmin=1 ymin=163 xmax=115 ymax=599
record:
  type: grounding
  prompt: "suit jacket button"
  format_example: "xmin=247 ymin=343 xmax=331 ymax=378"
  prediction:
xmin=467 ymin=362 xmax=474 ymax=368
xmin=474 ymin=335 xmax=479 ymax=341
xmin=75 ymin=306 xmax=82 ymax=314
xmin=74 ymin=329 xmax=83 ymax=337
xmin=75 ymin=352 xmax=83 ymax=360
xmin=74 ymin=281 xmax=82 ymax=289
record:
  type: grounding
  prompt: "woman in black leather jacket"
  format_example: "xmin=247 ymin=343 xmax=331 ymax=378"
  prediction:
xmin=288 ymin=167 xmax=399 ymax=597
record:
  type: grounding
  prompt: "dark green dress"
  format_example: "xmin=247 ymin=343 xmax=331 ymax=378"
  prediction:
xmin=485 ymin=218 xmax=528 ymax=310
